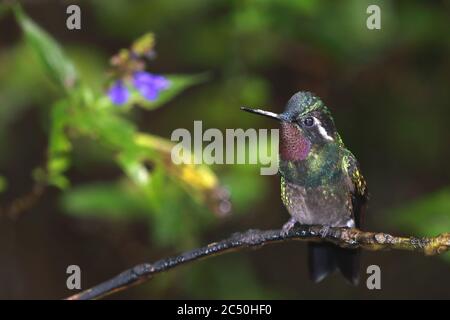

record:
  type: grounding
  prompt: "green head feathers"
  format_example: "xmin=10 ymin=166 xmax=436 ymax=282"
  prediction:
xmin=282 ymin=91 xmax=331 ymax=121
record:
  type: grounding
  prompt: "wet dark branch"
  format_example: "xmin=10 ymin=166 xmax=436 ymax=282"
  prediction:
xmin=66 ymin=225 xmax=450 ymax=300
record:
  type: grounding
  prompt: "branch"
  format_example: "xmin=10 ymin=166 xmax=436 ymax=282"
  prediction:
xmin=66 ymin=225 xmax=450 ymax=300
xmin=1 ymin=159 xmax=48 ymax=220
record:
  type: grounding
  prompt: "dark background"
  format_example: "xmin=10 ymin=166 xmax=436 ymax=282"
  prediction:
xmin=0 ymin=0 xmax=449 ymax=299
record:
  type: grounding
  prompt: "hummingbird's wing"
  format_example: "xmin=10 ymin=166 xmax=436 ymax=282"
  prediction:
xmin=342 ymin=150 xmax=369 ymax=228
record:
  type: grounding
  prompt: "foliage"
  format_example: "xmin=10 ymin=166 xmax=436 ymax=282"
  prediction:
xmin=14 ymin=6 xmax=78 ymax=92
xmin=12 ymin=5 xmax=229 ymax=248
xmin=0 ymin=2 xmax=277 ymax=298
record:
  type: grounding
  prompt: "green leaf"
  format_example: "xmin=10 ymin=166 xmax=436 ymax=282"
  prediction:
xmin=117 ymin=152 xmax=150 ymax=187
xmin=74 ymin=107 xmax=138 ymax=152
xmin=61 ymin=182 xmax=148 ymax=218
xmin=132 ymin=73 xmax=208 ymax=110
xmin=14 ymin=5 xmax=78 ymax=91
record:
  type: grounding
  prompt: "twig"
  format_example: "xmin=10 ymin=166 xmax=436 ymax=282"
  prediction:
xmin=0 ymin=183 xmax=45 ymax=220
xmin=66 ymin=225 xmax=450 ymax=300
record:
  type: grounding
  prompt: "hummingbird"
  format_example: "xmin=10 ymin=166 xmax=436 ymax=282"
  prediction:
xmin=241 ymin=91 xmax=368 ymax=285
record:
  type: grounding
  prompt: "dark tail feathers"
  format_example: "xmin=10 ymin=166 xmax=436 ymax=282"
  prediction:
xmin=308 ymin=242 xmax=360 ymax=285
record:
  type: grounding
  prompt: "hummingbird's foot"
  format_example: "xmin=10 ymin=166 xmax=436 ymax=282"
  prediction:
xmin=281 ymin=218 xmax=297 ymax=236
xmin=319 ymin=225 xmax=331 ymax=238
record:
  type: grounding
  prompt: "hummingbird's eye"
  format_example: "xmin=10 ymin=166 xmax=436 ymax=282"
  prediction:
xmin=303 ymin=117 xmax=314 ymax=127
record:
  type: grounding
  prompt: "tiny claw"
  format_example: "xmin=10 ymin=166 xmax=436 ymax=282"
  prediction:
xmin=281 ymin=218 xmax=297 ymax=236
xmin=319 ymin=225 xmax=330 ymax=238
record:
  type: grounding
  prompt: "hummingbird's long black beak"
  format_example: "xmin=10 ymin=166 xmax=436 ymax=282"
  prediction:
xmin=240 ymin=107 xmax=287 ymax=121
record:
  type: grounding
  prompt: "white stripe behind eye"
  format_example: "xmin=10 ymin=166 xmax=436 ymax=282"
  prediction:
xmin=314 ymin=117 xmax=334 ymax=141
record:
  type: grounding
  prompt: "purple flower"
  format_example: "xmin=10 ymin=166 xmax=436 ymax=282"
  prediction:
xmin=108 ymin=80 xmax=130 ymax=105
xmin=107 ymin=72 xmax=170 ymax=105
xmin=133 ymin=71 xmax=170 ymax=101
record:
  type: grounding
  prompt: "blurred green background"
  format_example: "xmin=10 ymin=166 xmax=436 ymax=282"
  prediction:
xmin=0 ymin=0 xmax=449 ymax=299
